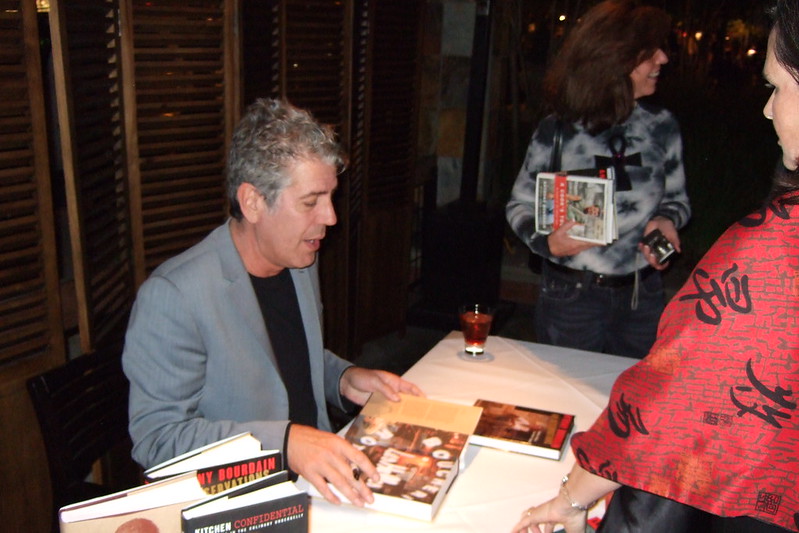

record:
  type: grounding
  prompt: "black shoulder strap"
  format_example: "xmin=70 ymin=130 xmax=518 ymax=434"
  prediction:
xmin=549 ymin=119 xmax=563 ymax=172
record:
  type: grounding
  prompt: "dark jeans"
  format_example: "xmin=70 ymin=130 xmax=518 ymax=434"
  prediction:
xmin=598 ymin=486 xmax=794 ymax=533
xmin=535 ymin=261 xmax=664 ymax=358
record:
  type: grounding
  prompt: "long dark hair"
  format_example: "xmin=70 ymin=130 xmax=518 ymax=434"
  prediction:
xmin=543 ymin=0 xmax=671 ymax=134
xmin=769 ymin=0 xmax=799 ymax=204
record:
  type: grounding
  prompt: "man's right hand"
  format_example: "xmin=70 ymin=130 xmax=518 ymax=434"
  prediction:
xmin=287 ymin=424 xmax=378 ymax=507
xmin=547 ymin=221 xmax=601 ymax=257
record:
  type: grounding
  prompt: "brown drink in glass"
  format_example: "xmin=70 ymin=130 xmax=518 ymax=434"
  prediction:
xmin=459 ymin=304 xmax=494 ymax=356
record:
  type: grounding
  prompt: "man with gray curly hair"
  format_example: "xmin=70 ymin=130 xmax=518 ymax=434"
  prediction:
xmin=123 ymin=98 xmax=423 ymax=507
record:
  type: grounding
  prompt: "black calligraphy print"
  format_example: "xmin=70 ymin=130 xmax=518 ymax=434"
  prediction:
xmin=730 ymin=359 xmax=796 ymax=429
xmin=574 ymin=448 xmax=618 ymax=481
xmin=756 ymin=491 xmax=781 ymax=516
xmin=702 ymin=412 xmax=733 ymax=427
xmin=678 ymin=263 xmax=752 ymax=325
xmin=740 ymin=197 xmax=792 ymax=227
xmin=608 ymin=393 xmax=649 ymax=438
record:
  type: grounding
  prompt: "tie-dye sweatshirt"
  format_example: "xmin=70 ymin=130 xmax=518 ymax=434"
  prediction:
xmin=506 ymin=102 xmax=691 ymax=275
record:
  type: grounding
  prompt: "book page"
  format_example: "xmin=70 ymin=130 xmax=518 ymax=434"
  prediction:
xmin=360 ymin=393 xmax=482 ymax=434
xmin=145 ymin=433 xmax=265 ymax=478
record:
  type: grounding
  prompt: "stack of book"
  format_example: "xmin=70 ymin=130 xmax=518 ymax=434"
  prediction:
xmin=58 ymin=433 xmax=306 ymax=533
xmin=535 ymin=168 xmax=618 ymax=244
xmin=60 ymin=398 xmax=578 ymax=529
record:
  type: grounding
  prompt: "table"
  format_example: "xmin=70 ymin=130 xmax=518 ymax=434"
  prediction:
xmin=300 ymin=333 xmax=637 ymax=532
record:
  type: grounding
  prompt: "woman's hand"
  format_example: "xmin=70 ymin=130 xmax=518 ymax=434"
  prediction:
xmin=511 ymin=467 xmax=620 ymax=533
xmin=547 ymin=221 xmax=602 ymax=257
xmin=639 ymin=216 xmax=680 ymax=270
xmin=510 ymin=494 xmax=587 ymax=533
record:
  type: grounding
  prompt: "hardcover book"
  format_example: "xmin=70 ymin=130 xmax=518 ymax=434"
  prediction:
xmin=468 ymin=399 xmax=575 ymax=460
xmin=315 ymin=393 xmax=483 ymax=521
xmin=59 ymin=471 xmax=210 ymax=533
xmin=182 ymin=471 xmax=308 ymax=533
xmin=535 ymin=169 xmax=617 ymax=244
xmin=145 ymin=432 xmax=282 ymax=495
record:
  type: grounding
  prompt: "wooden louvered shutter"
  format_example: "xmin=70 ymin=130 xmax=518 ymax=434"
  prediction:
xmin=242 ymin=0 xmax=355 ymax=356
xmin=0 ymin=0 xmax=64 ymax=376
xmin=284 ymin=0 xmax=354 ymax=356
xmin=121 ymin=0 xmax=237 ymax=281
xmin=0 ymin=1 xmax=63 ymax=530
xmin=356 ymin=0 xmax=422 ymax=340
xmin=49 ymin=0 xmax=135 ymax=353
xmin=343 ymin=0 xmax=367 ymax=350
xmin=281 ymin=0 xmax=353 ymax=356
xmin=241 ymin=0 xmax=423 ymax=356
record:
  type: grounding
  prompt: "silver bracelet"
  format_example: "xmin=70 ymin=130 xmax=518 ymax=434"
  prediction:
xmin=560 ymin=474 xmax=597 ymax=511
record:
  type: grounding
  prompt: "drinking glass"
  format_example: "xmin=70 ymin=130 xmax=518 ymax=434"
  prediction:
xmin=458 ymin=304 xmax=494 ymax=361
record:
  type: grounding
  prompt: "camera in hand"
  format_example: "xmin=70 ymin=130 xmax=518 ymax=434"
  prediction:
xmin=641 ymin=229 xmax=676 ymax=265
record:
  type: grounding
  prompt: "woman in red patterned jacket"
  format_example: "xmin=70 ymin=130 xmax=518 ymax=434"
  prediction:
xmin=512 ymin=1 xmax=799 ymax=532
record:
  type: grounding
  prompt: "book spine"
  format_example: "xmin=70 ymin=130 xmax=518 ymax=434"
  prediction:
xmin=195 ymin=453 xmax=282 ymax=495
xmin=553 ymin=172 xmax=568 ymax=230
xmin=550 ymin=415 xmax=575 ymax=451
xmin=182 ymin=493 xmax=308 ymax=533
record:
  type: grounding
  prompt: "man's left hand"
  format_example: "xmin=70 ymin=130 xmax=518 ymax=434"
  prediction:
xmin=339 ymin=367 xmax=424 ymax=406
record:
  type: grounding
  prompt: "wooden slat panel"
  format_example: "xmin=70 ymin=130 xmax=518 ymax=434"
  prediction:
xmin=0 ymin=0 xmax=64 ymax=369
xmin=243 ymin=0 xmax=356 ymax=356
xmin=128 ymin=0 xmax=230 ymax=273
xmin=356 ymin=0 xmax=423 ymax=341
xmin=365 ymin=0 xmax=421 ymax=209
xmin=288 ymin=0 xmax=352 ymax=356
xmin=0 ymin=1 xmax=64 ymax=530
xmin=282 ymin=0 xmax=347 ymax=126
xmin=52 ymin=0 xmax=135 ymax=351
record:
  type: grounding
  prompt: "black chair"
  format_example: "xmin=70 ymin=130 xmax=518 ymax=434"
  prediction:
xmin=27 ymin=341 xmax=142 ymax=530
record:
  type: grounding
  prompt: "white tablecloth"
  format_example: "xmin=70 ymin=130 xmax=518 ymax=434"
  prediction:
xmin=300 ymin=333 xmax=636 ymax=532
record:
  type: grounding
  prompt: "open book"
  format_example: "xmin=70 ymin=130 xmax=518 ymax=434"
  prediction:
xmin=535 ymin=169 xmax=617 ymax=244
xmin=312 ymin=393 xmax=482 ymax=521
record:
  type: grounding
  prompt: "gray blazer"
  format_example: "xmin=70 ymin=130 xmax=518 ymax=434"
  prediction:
xmin=123 ymin=220 xmax=353 ymax=469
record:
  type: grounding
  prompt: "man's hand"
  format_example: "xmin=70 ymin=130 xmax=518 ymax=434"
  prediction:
xmin=339 ymin=367 xmax=424 ymax=406
xmin=288 ymin=424 xmax=378 ymax=506
xmin=639 ymin=216 xmax=680 ymax=270
xmin=547 ymin=221 xmax=601 ymax=257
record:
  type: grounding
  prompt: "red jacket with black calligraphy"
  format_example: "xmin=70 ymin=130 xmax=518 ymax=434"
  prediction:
xmin=571 ymin=194 xmax=799 ymax=531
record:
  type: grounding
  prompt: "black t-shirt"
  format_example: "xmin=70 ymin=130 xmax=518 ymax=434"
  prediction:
xmin=249 ymin=269 xmax=318 ymax=428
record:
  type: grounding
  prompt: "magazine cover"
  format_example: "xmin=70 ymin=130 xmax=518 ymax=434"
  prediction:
xmin=535 ymin=172 xmax=615 ymax=244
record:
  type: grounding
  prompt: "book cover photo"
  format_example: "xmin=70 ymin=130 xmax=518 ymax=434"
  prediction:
xmin=468 ymin=399 xmax=576 ymax=460
xmin=344 ymin=415 xmax=470 ymax=521
xmin=535 ymin=170 xmax=616 ymax=244
xmin=308 ymin=392 xmax=483 ymax=521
